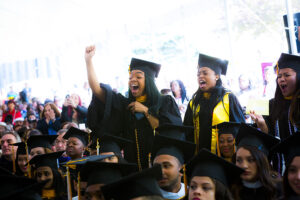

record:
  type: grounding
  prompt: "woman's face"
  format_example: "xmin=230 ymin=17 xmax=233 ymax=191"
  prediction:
xmin=71 ymin=94 xmax=80 ymax=107
xmin=288 ymin=156 xmax=300 ymax=195
xmin=30 ymin=147 xmax=46 ymax=158
xmin=66 ymin=137 xmax=84 ymax=159
xmin=43 ymin=105 xmax=54 ymax=119
xmin=7 ymin=103 xmax=15 ymax=111
xmin=18 ymin=154 xmax=30 ymax=173
xmin=36 ymin=166 xmax=54 ymax=189
xmin=171 ymin=81 xmax=180 ymax=93
xmin=235 ymin=147 xmax=258 ymax=182
xmin=100 ymin=152 xmax=119 ymax=163
xmin=188 ymin=176 xmax=215 ymax=200
xmin=219 ymin=134 xmax=235 ymax=158
xmin=129 ymin=70 xmax=146 ymax=98
xmin=277 ymin=68 xmax=297 ymax=97
xmin=197 ymin=67 xmax=219 ymax=92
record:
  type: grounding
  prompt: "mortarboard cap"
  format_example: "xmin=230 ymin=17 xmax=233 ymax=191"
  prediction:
xmin=101 ymin=164 xmax=163 ymax=200
xmin=29 ymin=151 xmax=64 ymax=170
xmin=276 ymin=53 xmax=300 ymax=73
xmin=130 ymin=58 xmax=161 ymax=79
xmin=0 ymin=175 xmax=46 ymax=200
xmin=152 ymin=134 xmax=195 ymax=164
xmin=236 ymin=123 xmax=280 ymax=155
xmin=198 ymin=53 xmax=228 ymax=75
xmin=271 ymin=132 xmax=300 ymax=165
xmin=212 ymin=122 xmax=241 ymax=137
xmin=90 ymin=133 xmax=133 ymax=155
xmin=186 ymin=148 xmax=244 ymax=186
xmin=156 ymin=123 xmax=193 ymax=140
xmin=63 ymin=127 xmax=88 ymax=146
xmin=11 ymin=142 xmax=28 ymax=156
xmin=27 ymin=135 xmax=57 ymax=149
xmin=80 ymin=161 xmax=137 ymax=186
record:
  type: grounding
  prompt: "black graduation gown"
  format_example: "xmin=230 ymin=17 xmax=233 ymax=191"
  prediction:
xmin=239 ymin=185 xmax=270 ymax=200
xmin=87 ymin=84 xmax=182 ymax=169
xmin=183 ymin=92 xmax=245 ymax=151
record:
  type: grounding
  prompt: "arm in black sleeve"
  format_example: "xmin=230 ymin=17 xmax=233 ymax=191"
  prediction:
xmin=158 ymin=95 xmax=182 ymax=125
xmin=75 ymin=105 xmax=88 ymax=116
xmin=61 ymin=106 xmax=70 ymax=123
xmin=228 ymin=93 xmax=245 ymax=123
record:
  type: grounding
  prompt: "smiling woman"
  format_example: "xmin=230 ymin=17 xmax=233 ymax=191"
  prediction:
xmin=85 ymin=45 xmax=182 ymax=170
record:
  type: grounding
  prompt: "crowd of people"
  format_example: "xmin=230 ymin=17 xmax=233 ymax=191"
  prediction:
xmin=0 ymin=45 xmax=299 ymax=200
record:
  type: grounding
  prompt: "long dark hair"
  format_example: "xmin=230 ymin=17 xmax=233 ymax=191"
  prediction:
xmin=50 ymin=168 xmax=66 ymax=198
xmin=214 ymin=179 xmax=234 ymax=200
xmin=231 ymin=146 xmax=278 ymax=200
xmin=282 ymin=159 xmax=299 ymax=200
xmin=271 ymin=70 xmax=300 ymax=122
xmin=191 ymin=79 xmax=227 ymax=117
xmin=128 ymin=73 xmax=162 ymax=114
xmin=170 ymin=80 xmax=188 ymax=103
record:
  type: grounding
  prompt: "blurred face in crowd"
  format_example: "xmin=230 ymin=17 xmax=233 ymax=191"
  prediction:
xmin=239 ymin=75 xmax=250 ymax=91
xmin=287 ymin=156 xmax=300 ymax=195
xmin=7 ymin=102 xmax=15 ymax=111
xmin=100 ymin=152 xmax=119 ymax=163
xmin=85 ymin=183 xmax=105 ymax=200
xmin=277 ymin=68 xmax=297 ymax=97
xmin=18 ymin=154 xmax=31 ymax=173
xmin=154 ymin=154 xmax=182 ymax=193
xmin=30 ymin=147 xmax=46 ymax=158
xmin=1 ymin=134 xmax=17 ymax=160
xmin=188 ymin=176 xmax=215 ymax=200
xmin=171 ymin=81 xmax=180 ymax=94
xmin=70 ymin=94 xmax=80 ymax=107
xmin=66 ymin=137 xmax=85 ymax=159
xmin=129 ymin=70 xmax=146 ymax=98
xmin=219 ymin=134 xmax=235 ymax=158
xmin=28 ymin=115 xmax=37 ymax=129
xmin=54 ymin=132 xmax=67 ymax=152
xmin=235 ymin=147 xmax=258 ymax=182
xmin=36 ymin=166 xmax=54 ymax=189
xmin=0 ymin=125 xmax=6 ymax=133
xmin=43 ymin=104 xmax=55 ymax=119
xmin=15 ymin=120 xmax=23 ymax=127
xmin=197 ymin=67 xmax=219 ymax=92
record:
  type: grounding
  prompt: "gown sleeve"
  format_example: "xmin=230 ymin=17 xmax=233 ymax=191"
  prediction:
xmin=228 ymin=93 xmax=245 ymax=123
xmin=183 ymin=100 xmax=195 ymax=142
xmin=158 ymin=95 xmax=183 ymax=126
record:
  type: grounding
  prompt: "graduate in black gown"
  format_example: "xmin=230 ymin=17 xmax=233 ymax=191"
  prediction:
xmin=84 ymin=45 xmax=182 ymax=170
xmin=184 ymin=53 xmax=244 ymax=154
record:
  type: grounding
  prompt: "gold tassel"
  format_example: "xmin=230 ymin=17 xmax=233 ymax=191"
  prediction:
xmin=66 ymin=167 xmax=72 ymax=200
xmin=148 ymin=153 xmax=152 ymax=168
xmin=216 ymin=126 xmax=221 ymax=157
xmin=135 ymin=129 xmax=142 ymax=171
xmin=96 ymin=138 xmax=100 ymax=156
xmin=153 ymin=128 xmax=156 ymax=136
xmin=77 ymin=172 xmax=81 ymax=200
xmin=25 ymin=141 xmax=31 ymax=178
xmin=12 ymin=145 xmax=16 ymax=174
xmin=183 ymin=164 xmax=188 ymax=196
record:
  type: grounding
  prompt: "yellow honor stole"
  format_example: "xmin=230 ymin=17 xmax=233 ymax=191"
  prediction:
xmin=42 ymin=189 xmax=56 ymax=199
xmin=136 ymin=95 xmax=147 ymax=103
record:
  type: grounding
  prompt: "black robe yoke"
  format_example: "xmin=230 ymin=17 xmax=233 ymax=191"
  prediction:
xmin=183 ymin=93 xmax=245 ymax=151
xmin=87 ymin=84 xmax=182 ymax=169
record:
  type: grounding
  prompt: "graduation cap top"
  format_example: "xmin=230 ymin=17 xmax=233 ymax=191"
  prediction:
xmin=11 ymin=142 xmax=28 ymax=156
xmin=236 ymin=123 xmax=280 ymax=155
xmin=80 ymin=161 xmax=137 ymax=186
xmin=152 ymin=134 xmax=195 ymax=164
xmin=90 ymin=134 xmax=133 ymax=155
xmin=186 ymin=148 xmax=244 ymax=186
xmin=198 ymin=53 xmax=228 ymax=75
xmin=101 ymin=164 xmax=163 ymax=200
xmin=63 ymin=127 xmax=88 ymax=146
xmin=0 ymin=176 xmax=47 ymax=200
xmin=29 ymin=151 xmax=64 ymax=170
xmin=27 ymin=135 xmax=57 ymax=149
xmin=212 ymin=122 xmax=241 ymax=137
xmin=129 ymin=58 xmax=161 ymax=79
xmin=156 ymin=123 xmax=193 ymax=140
xmin=277 ymin=53 xmax=300 ymax=73
xmin=271 ymin=132 xmax=300 ymax=165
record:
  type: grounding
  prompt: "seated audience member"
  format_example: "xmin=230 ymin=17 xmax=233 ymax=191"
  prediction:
xmin=37 ymin=103 xmax=61 ymax=135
